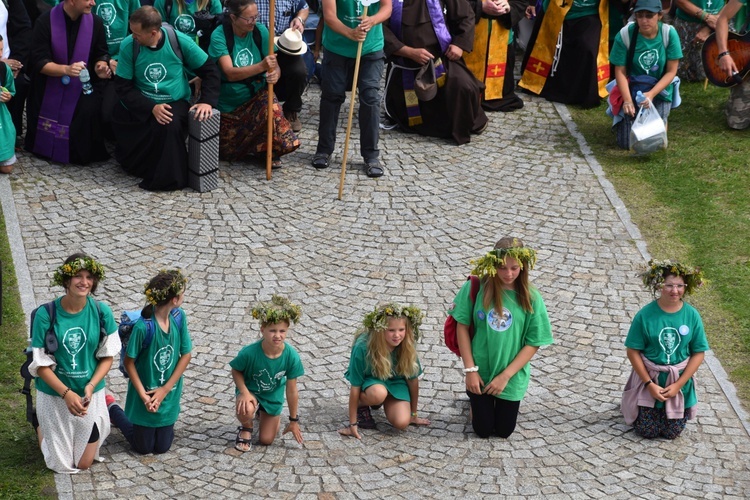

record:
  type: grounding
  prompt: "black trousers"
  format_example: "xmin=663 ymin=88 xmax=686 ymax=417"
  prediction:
xmin=467 ymin=392 xmax=521 ymax=438
xmin=274 ymin=52 xmax=307 ymax=113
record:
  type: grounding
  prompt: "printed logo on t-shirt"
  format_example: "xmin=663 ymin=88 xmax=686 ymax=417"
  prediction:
xmin=234 ymin=48 xmax=254 ymax=67
xmin=659 ymin=327 xmax=680 ymax=364
xmin=487 ymin=308 xmax=513 ymax=332
xmin=254 ymin=368 xmax=286 ymax=392
xmin=678 ymin=324 xmax=690 ymax=336
xmin=175 ymin=14 xmax=196 ymax=34
xmin=573 ymin=0 xmax=597 ymax=7
xmin=96 ymin=3 xmax=117 ymax=37
xmin=63 ymin=327 xmax=86 ymax=369
xmin=145 ymin=63 xmax=167 ymax=92
xmin=153 ymin=345 xmax=175 ymax=384
xmin=638 ymin=49 xmax=660 ymax=75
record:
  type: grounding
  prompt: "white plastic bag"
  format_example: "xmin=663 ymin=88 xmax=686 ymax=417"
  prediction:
xmin=630 ymin=102 xmax=668 ymax=155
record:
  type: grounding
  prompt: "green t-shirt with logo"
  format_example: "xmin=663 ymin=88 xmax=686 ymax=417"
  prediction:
xmin=230 ymin=340 xmax=304 ymax=416
xmin=542 ymin=0 xmax=599 ymax=20
xmin=32 ymin=297 xmax=118 ymax=397
xmin=124 ymin=308 xmax=192 ymax=427
xmin=610 ymin=22 xmax=683 ymax=101
xmin=625 ymin=301 xmax=709 ymax=409
xmin=94 ymin=0 xmax=141 ymax=59
xmin=676 ymin=0 xmax=725 ymax=23
xmin=208 ymin=23 xmax=270 ymax=113
xmin=117 ymin=28 xmax=209 ymax=103
xmin=322 ymin=0 xmax=383 ymax=58
xmin=155 ymin=0 xmax=223 ymax=38
xmin=450 ymin=282 xmax=553 ymax=402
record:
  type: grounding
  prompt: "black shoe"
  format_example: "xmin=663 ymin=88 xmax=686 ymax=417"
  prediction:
xmin=364 ymin=158 xmax=384 ymax=178
xmin=357 ymin=405 xmax=376 ymax=429
xmin=312 ymin=153 xmax=330 ymax=169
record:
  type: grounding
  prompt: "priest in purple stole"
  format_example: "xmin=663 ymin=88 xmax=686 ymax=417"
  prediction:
xmin=25 ymin=0 xmax=112 ymax=165
xmin=383 ymin=0 xmax=488 ymax=145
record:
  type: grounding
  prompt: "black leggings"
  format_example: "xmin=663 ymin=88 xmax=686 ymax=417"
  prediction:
xmin=467 ymin=392 xmax=521 ymax=438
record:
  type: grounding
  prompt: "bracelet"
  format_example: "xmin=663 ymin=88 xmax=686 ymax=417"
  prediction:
xmin=718 ymin=51 xmax=731 ymax=59
xmin=348 ymin=422 xmax=358 ymax=427
xmin=643 ymin=380 xmax=652 ymax=387
xmin=297 ymin=16 xmax=305 ymax=25
xmin=411 ymin=412 xmax=417 ymax=417
xmin=61 ymin=387 xmax=70 ymax=398
xmin=462 ymin=366 xmax=479 ymax=373
xmin=86 ymin=382 xmax=94 ymax=389
xmin=623 ymin=102 xmax=633 ymax=106
xmin=289 ymin=416 xmax=299 ymax=422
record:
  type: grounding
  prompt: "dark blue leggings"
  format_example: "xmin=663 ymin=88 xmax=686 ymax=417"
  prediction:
xmin=109 ymin=404 xmax=175 ymax=454
xmin=467 ymin=392 xmax=521 ymax=438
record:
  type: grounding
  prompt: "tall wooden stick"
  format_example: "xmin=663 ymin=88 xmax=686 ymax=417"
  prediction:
xmin=266 ymin=0 xmax=276 ymax=180
xmin=338 ymin=5 xmax=368 ymax=200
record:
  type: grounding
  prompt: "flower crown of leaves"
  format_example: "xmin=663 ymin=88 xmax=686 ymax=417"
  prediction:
xmin=52 ymin=257 xmax=106 ymax=287
xmin=144 ymin=269 xmax=188 ymax=306
xmin=641 ymin=259 xmax=705 ymax=296
xmin=251 ymin=295 xmax=302 ymax=326
xmin=361 ymin=302 xmax=424 ymax=341
xmin=470 ymin=243 xmax=538 ymax=278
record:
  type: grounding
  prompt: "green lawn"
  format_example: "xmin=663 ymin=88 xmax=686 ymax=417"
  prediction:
xmin=569 ymin=81 xmax=750 ymax=406
xmin=0 ymin=206 xmax=56 ymax=498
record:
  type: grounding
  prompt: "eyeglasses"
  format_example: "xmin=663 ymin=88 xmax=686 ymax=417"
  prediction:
xmin=661 ymin=284 xmax=687 ymax=290
xmin=235 ymin=13 xmax=259 ymax=23
xmin=635 ymin=11 xmax=658 ymax=18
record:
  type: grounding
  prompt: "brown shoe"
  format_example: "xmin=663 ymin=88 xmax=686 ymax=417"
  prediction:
xmin=285 ymin=111 xmax=302 ymax=132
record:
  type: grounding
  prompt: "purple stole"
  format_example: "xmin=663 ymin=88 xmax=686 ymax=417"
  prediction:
xmin=390 ymin=0 xmax=451 ymax=125
xmin=34 ymin=5 xmax=94 ymax=164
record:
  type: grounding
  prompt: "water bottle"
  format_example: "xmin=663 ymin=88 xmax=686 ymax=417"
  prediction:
xmin=79 ymin=67 xmax=93 ymax=95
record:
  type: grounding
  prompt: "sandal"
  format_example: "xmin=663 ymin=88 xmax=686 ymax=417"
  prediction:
xmin=364 ymin=158 xmax=384 ymax=178
xmin=357 ymin=406 xmax=376 ymax=429
xmin=234 ymin=426 xmax=253 ymax=452
xmin=312 ymin=153 xmax=330 ymax=169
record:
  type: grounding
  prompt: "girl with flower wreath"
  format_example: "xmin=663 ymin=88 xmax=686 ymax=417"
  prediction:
xmin=339 ymin=303 xmax=431 ymax=439
xmin=621 ymin=259 xmax=708 ymax=439
xmin=450 ymin=237 xmax=553 ymax=438
xmin=107 ymin=269 xmax=192 ymax=454
xmin=230 ymin=295 xmax=305 ymax=452
xmin=29 ymin=253 xmax=120 ymax=473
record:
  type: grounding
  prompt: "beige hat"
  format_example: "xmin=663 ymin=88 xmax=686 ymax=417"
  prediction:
xmin=274 ymin=28 xmax=308 ymax=56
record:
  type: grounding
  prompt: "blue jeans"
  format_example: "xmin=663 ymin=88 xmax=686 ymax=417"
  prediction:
xmin=109 ymin=404 xmax=175 ymax=454
xmin=316 ymin=50 xmax=385 ymax=161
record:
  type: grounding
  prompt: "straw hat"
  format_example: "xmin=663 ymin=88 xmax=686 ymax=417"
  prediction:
xmin=274 ymin=28 xmax=308 ymax=56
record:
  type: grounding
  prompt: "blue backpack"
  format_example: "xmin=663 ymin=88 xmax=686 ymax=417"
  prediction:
xmin=118 ymin=308 xmax=184 ymax=378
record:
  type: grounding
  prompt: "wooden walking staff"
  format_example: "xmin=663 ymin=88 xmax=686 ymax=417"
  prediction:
xmin=266 ymin=0 xmax=276 ymax=180
xmin=338 ymin=0 xmax=378 ymax=200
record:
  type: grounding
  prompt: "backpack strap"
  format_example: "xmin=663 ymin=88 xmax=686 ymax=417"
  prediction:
xmin=133 ymin=23 xmax=184 ymax=64
xmin=661 ymin=22 xmax=671 ymax=50
xmin=467 ymin=275 xmax=480 ymax=340
xmin=40 ymin=301 xmax=58 ymax=354
xmin=625 ymin=22 xmax=639 ymax=76
xmin=94 ymin=299 xmax=109 ymax=350
xmin=140 ymin=307 xmax=184 ymax=354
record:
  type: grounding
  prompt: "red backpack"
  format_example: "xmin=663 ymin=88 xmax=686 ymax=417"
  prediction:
xmin=444 ymin=275 xmax=480 ymax=356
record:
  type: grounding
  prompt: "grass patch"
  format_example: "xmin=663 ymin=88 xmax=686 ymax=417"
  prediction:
xmin=570 ymin=82 xmax=750 ymax=408
xmin=0 ymin=204 xmax=56 ymax=498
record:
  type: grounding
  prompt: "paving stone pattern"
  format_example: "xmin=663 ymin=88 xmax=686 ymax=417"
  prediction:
xmin=8 ymin=84 xmax=750 ymax=499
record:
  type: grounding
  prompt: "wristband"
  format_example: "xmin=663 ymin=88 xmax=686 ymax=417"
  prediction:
xmin=348 ymin=422 xmax=358 ymax=427
xmin=289 ymin=416 xmax=299 ymax=422
xmin=462 ymin=366 xmax=479 ymax=373
xmin=296 ymin=16 xmax=305 ymax=25
xmin=61 ymin=387 xmax=71 ymax=398
xmin=718 ymin=51 xmax=731 ymax=60
xmin=644 ymin=380 xmax=652 ymax=387
xmin=411 ymin=412 xmax=417 ymax=417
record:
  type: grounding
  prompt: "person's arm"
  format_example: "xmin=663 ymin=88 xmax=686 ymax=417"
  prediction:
xmin=291 ymin=6 xmax=310 ymax=32
xmin=216 ymin=53 xmax=277 ymax=81
xmin=660 ymin=351 xmax=705 ymax=399
xmin=626 ymin=347 xmax=667 ymax=402
xmin=84 ymin=356 xmax=114 ymax=401
xmin=482 ymin=345 xmax=539 ymax=396
xmin=124 ymin=355 xmax=156 ymax=409
xmin=360 ymin=0 xmax=392 ymax=28
xmin=446 ymin=0 xmax=477 ymax=53
xmin=146 ymin=352 xmax=191 ymax=412
xmin=282 ymin=378 xmax=303 ymax=443
xmin=458 ymin=322 xmax=484 ymax=394
xmin=716 ymin=0 xmax=742 ymax=75
xmin=338 ymin=386 xmax=362 ymax=439
xmin=614 ymin=64 xmax=636 ymax=117
xmin=5 ymin=0 xmax=33 ymax=77
xmin=406 ymin=378 xmax=430 ymax=426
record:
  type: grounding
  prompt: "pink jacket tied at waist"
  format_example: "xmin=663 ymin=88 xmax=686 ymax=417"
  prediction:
xmin=621 ymin=353 xmax=698 ymax=425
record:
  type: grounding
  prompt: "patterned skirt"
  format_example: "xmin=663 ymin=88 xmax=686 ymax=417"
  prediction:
xmin=219 ymin=88 xmax=300 ymax=162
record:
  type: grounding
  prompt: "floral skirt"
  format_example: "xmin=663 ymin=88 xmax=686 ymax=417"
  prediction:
xmin=219 ymin=88 xmax=300 ymax=162
xmin=673 ymin=18 xmax=708 ymax=82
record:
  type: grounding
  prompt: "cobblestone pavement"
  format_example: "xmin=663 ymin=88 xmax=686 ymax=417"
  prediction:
xmin=4 ymin=82 xmax=750 ymax=499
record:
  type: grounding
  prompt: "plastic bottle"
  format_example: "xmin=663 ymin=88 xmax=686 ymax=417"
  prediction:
xmin=79 ymin=67 xmax=93 ymax=95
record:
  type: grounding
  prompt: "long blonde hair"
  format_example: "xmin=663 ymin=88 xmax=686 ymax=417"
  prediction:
xmin=480 ymin=237 xmax=534 ymax=314
xmin=175 ymin=0 xmax=212 ymax=15
xmin=359 ymin=317 xmax=419 ymax=380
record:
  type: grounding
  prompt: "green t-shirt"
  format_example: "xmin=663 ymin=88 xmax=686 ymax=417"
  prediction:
xmin=155 ymin=0 xmax=223 ymax=38
xmin=31 ymin=297 xmax=118 ymax=397
xmin=609 ymin=22 xmax=683 ymax=101
xmin=542 ymin=0 xmax=599 ymax=20
xmin=230 ymin=340 xmax=305 ymax=416
xmin=94 ymin=0 xmax=141 ymax=59
xmin=323 ymin=0 xmax=384 ymax=58
xmin=0 ymin=63 xmax=16 ymax=163
xmin=676 ymin=0 xmax=725 ymax=22
xmin=124 ymin=309 xmax=192 ymax=427
xmin=117 ymin=28 xmax=209 ymax=103
xmin=625 ymin=301 xmax=709 ymax=409
xmin=450 ymin=282 xmax=553 ymax=402
xmin=208 ymin=23 xmax=270 ymax=113
xmin=344 ymin=335 xmax=422 ymax=402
